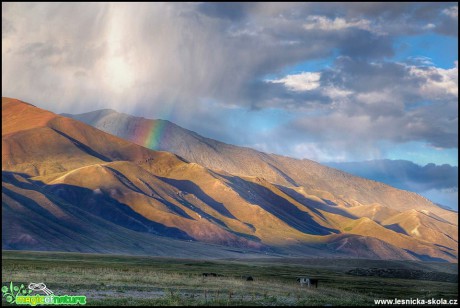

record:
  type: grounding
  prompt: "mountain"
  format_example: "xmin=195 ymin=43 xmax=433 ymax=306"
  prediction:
xmin=65 ymin=109 xmax=457 ymax=224
xmin=2 ymin=98 xmax=457 ymax=261
xmin=2 ymin=171 xmax=263 ymax=258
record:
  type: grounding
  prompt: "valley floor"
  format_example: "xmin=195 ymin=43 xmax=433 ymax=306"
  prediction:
xmin=1 ymin=251 xmax=458 ymax=306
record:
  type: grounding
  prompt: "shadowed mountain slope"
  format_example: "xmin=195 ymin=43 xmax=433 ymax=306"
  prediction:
xmin=65 ymin=109 xmax=456 ymax=225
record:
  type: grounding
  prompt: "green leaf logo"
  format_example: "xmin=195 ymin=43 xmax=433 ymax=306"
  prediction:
xmin=2 ymin=281 xmax=31 ymax=304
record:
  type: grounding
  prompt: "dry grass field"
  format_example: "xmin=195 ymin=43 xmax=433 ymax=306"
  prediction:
xmin=2 ymin=251 xmax=458 ymax=306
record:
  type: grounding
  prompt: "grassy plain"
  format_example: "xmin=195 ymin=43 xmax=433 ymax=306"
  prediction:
xmin=2 ymin=250 xmax=458 ymax=306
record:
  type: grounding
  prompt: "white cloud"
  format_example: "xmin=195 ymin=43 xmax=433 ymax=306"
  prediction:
xmin=355 ymin=91 xmax=395 ymax=104
xmin=409 ymin=62 xmax=458 ymax=98
xmin=442 ymin=6 xmax=458 ymax=19
xmin=303 ymin=15 xmax=372 ymax=32
xmin=292 ymin=142 xmax=350 ymax=163
xmin=407 ymin=56 xmax=434 ymax=66
xmin=322 ymin=86 xmax=353 ymax=100
xmin=268 ymin=72 xmax=321 ymax=92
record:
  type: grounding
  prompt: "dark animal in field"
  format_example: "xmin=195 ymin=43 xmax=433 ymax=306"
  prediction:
xmin=309 ymin=279 xmax=318 ymax=288
xmin=297 ymin=277 xmax=318 ymax=288
xmin=202 ymin=272 xmax=222 ymax=277
xmin=242 ymin=276 xmax=254 ymax=281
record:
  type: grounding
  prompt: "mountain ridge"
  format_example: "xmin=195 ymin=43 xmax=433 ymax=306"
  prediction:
xmin=2 ymin=97 xmax=457 ymax=261
xmin=64 ymin=107 xmax=455 ymax=223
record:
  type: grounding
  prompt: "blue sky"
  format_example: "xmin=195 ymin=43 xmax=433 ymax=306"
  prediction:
xmin=385 ymin=141 xmax=457 ymax=166
xmin=393 ymin=34 xmax=458 ymax=69
xmin=2 ymin=3 xmax=458 ymax=208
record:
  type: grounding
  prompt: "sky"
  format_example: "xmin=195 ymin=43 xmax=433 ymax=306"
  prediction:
xmin=2 ymin=3 xmax=458 ymax=209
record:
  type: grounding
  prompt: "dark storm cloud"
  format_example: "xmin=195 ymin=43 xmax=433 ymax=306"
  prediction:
xmin=436 ymin=6 xmax=458 ymax=36
xmin=325 ymin=159 xmax=459 ymax=210
xmin=326 ymin=160 xmax=458 ymax=192
xmin=335 ymin=30 xmax=394 ymax=59
xmin=237 ymin=80 xmax=332 ymax=110
xmin=320 ymin=57 xmax=411 ymax=94
xmin=197 ymin=2 xmax=256 ymax=20
xmin=311 ymin=2 xmax=457 ymax=36
xmin=282 ymin=98 xmax=458 ymax=151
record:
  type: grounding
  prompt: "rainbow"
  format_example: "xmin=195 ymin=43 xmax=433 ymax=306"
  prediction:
xmin=131 ymin=118 xmax=167 ymax=150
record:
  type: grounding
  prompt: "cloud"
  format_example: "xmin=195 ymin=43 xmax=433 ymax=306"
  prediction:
xmin=268 ymin=72 xmax=321 ymax=92
xmin=4 ymin=2 xmax=447 ymax=114
xmin=442 ymin=6 xmax=458 ymax=19
xmin=300 ymin=3 xmax=458 ymax=36
xmin=270 ymin=58 xmax=458 ymax=154
xmin=406 ymin=56 xmax=434 ymax=66
xmin=196 ymin=2 xmax=256 ymax=21
xmin=325 ymin=160 xmax=459 ymax=210
xmin=408 ymin=62 xmax=458 ymax=97
xmin=435 ymin=5 xmax=458 ymax=36
xmin=326 ymin=160 xmax=458 ymax=191
xmin=303 ymin=16 xmax=372 ymax=32
xmin=2 ymin=18 xmax=15 ymax=39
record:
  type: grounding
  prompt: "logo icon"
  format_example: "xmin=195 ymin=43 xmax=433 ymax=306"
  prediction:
xmin=2 ymin=282 xmax=33 ymax=304
xmin=28 ymin=283 xmax=54 ymax=296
